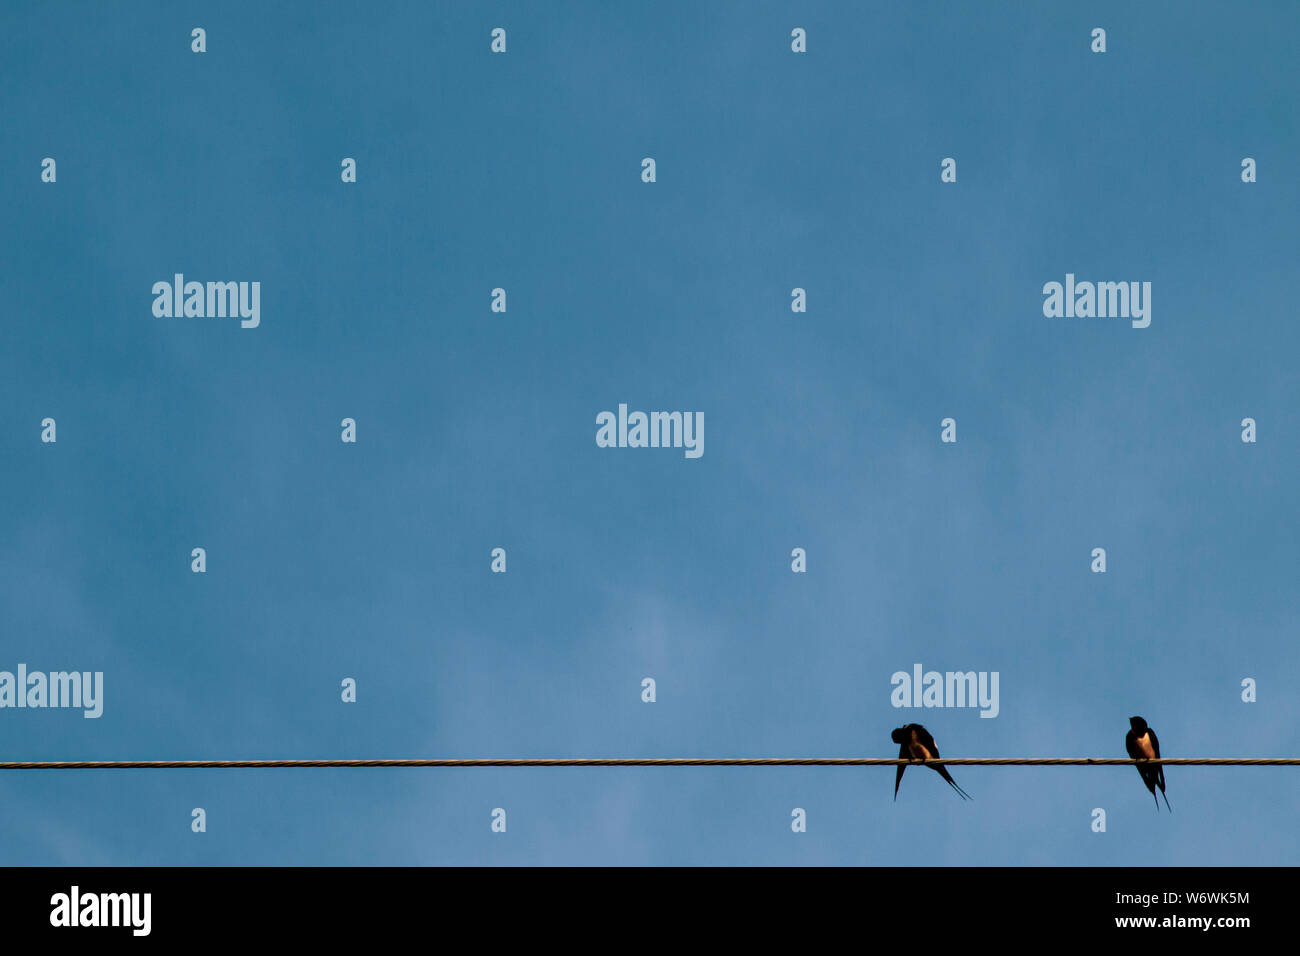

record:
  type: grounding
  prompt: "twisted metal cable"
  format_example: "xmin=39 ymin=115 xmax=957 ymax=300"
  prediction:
xmin=1 ymin=757 xmax=1298 ymax=770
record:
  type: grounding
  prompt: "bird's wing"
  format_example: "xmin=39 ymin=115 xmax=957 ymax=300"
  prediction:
xmin=1125 ymin=732 xmax=1140 ymax=759
xmin=1149 ymin=729 xmax=1168 ymax=791
xmin=916 ymin=726 xmax=941 ymax=759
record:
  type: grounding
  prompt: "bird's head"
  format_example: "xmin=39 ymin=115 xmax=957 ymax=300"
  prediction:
xmin=1129 ymin=716 xmax=1147 ymax=732
xmin=890 ymin=727 xmax=907 ymax=744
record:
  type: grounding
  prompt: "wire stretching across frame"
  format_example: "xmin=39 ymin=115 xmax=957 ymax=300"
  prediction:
xmin=1 ymin=757 xmax=1298 ymax=770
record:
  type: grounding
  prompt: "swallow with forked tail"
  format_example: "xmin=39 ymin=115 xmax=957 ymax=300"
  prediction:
xmin=1125 ymin=715 xmax=1171 ymax=811
xmin=891 ymin=723 xmax=971 ymax=801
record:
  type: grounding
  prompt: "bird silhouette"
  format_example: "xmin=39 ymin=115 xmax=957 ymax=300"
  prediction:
xmin=1125 ymin=715 xmax=1171 ymax=811
xmin=891 ymin=723 xmax=971 ymax=801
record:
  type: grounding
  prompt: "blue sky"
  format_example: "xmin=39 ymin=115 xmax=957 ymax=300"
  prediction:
xmin=2 ymin=1 xmax=1297 ymax=865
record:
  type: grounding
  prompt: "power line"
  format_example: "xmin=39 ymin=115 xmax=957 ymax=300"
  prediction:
xmin=1 ymin=757 xmax=1298 ymax=770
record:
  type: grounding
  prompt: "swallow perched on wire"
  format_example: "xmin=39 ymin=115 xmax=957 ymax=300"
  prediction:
xmin=1125 ymin=715 xmax=1171 ymax=811
xmin=891 ymin=723 xmax=971 ymax=800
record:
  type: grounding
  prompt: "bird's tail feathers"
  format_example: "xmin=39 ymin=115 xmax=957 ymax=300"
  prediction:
xmin=937 ymin=766 xmax=972 ymax=801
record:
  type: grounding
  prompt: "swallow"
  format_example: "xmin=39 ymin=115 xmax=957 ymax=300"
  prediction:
xmin=890 ymin=723 xmax=971 ymax=800
xmin=1125 ymin=715 xmax=1171 ymax=811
